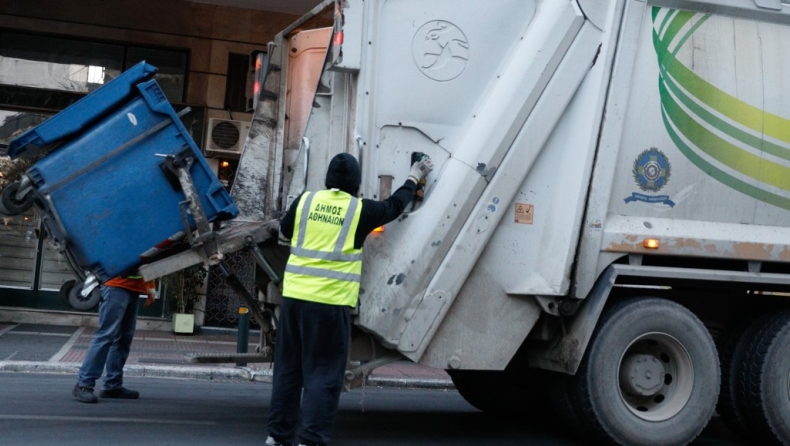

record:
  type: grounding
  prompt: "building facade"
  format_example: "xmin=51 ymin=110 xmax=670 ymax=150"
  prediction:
xmin=0 ymin=0 xmax=308 ymax=320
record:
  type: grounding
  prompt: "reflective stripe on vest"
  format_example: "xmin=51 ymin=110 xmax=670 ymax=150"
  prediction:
xmin=283 ymin=190 xmax=363 ymax=307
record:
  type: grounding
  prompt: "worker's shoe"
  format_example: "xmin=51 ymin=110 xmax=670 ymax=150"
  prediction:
xmin=99 ymin=387 xmax=139 ymax=399
xmin=72 ymin=384 xmax=98 ymax=404
xmin=265 ymin=436 xmax=292 ymax=446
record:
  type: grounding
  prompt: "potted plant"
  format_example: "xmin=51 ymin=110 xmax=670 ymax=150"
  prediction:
xmin=162 ymin=264 xmax=207 ymax=334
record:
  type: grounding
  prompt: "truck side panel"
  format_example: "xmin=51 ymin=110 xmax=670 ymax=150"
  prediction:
xmin=304 ymin=0 xmax=617 ymax=369
xmin=421 ymin=20 xmax=615 ymax=370
xmin=350 ymin=0 xmax=541 ymax=349
xmin=576 ymin=3 xmax=790 ymax=298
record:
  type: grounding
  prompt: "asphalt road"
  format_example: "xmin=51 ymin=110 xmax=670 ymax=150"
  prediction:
xmin=0 ymin=372 xmax=747 ymax=445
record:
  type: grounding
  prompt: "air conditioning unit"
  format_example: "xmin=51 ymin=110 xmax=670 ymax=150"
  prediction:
xmin=205 ymin=118 xmax=250 ymax=158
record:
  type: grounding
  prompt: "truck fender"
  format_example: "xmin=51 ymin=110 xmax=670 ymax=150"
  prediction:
xmin=527 ymin=266 xmax=617 ymax=374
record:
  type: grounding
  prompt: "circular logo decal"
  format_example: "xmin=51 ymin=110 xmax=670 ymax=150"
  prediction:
xmin=633 ymin=148 xmax=671 ymax=192
xmin=412 ymin=21 xmax=470 ymax=82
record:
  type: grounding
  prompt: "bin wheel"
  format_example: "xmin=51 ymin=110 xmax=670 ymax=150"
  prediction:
xmin=68 ymin=281 xmax=101 ymax=311
xmin=1 ymin=182 xmax=33 ymax=215
xmin=59 ymin=280 xmax=76 ymax=308
xmin=0 ymin=197 xmax=10 ymax=216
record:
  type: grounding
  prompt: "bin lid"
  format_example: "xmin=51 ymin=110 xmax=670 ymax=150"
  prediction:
xmin=7 ymin=61 xmax=158 ymax=159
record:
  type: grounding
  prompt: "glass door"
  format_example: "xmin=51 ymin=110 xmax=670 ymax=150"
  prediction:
xmin=0 ymin=210 xmax=38 ymax=289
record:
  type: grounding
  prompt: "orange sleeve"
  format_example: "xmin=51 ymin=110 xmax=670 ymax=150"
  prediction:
xmin=104 ymin=276 xmax=150 ymax=295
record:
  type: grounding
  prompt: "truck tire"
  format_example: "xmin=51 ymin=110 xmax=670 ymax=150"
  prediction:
xmin=68 ymin=281 xmax=101 ymax=311
xmin=716 ymin=312 xmax=770 ymax=440
xmin=447 ymin=369 xmax=543 ymax=417
xmin=544 ymin=370 xmax=588 ymax=441
xmin=572 ymin=298 xmax=719 ymax=446
xmin=739 ymin=310 xmax=790 ymax=446
xmin=1 ymin=181 xmax=34 ymax=215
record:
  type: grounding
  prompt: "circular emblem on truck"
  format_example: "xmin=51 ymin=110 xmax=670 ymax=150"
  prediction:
xmin=633 ymin=148 xmax=671 ymax=192
xmin=412 ymin=20 xmax=470 ymax=82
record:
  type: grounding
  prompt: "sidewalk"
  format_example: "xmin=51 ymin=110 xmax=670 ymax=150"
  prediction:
xmin=0 ymin=320 xmax=453 ymax=390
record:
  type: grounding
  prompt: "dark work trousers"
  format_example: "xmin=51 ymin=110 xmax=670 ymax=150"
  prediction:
xmin=267 ymin=296 xmax=351 ymax=446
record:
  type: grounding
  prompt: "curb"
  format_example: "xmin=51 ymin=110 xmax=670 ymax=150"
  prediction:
xmin=0 ymin=361 xmax=454 ymax=390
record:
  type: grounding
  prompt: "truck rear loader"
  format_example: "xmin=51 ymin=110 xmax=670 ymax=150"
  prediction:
xmin=135 ymin=0 xmax=790 ymax=445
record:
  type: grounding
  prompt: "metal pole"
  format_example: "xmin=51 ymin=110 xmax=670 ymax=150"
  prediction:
xmin=237 ymin=307 xmax=250 ymax=367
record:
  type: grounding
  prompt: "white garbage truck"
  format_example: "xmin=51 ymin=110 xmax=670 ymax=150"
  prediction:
xmin=140 ymin=0 xmax=790 ymax=444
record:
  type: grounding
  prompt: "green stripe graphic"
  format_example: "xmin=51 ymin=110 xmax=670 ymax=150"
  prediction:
xmin=653 ymin=7 xmax=790 ymax=209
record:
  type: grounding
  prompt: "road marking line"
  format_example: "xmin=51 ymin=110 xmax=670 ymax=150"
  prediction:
xmin=49 ymin=327 xmax=85 ymax=363
xmin=0 ymin=414 xmax=216 ymax=425
xmin=3 ymin=351 xmax=18 ymax=360
xmin=0 ymin=325 xmax=17 ymax=337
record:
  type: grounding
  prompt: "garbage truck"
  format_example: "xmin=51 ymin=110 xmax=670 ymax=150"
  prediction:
xmin=9 ymin=0 xmax=790 ymax=445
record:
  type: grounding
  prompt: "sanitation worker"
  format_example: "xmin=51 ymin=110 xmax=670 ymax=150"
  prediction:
xmin=72 ymin=276 xmax=155 ymax=403
xmin=266 ymin=152 xmax=434 ymax=446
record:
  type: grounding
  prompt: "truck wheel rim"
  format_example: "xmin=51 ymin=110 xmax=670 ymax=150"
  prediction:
xmin=616 ymin=332 xmax=694 ymax=422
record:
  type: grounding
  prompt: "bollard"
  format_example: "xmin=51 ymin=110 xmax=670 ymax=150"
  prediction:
xmin=237 ymin=307 xmax=249 ymax=367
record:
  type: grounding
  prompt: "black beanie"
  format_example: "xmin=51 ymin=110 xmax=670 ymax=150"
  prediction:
xmin=325 ymin=153 xmax=361 ymax=195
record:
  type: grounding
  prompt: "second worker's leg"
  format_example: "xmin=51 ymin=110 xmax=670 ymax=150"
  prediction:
xmin=74 ymin=286 xmax=127 ymax=403
xmin=77 ymin=286 xmax=127 ymax=389
xmin=102 ymin=287 xmax=139 ymax=397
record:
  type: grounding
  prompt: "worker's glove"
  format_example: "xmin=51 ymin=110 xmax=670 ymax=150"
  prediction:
xmin=408 ymin=155 xmax=434 ymax=184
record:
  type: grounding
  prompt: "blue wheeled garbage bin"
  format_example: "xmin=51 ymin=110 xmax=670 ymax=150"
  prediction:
xmin=8 ymin=61 xmax=159 ymax=159
xmin=8 ymin=61 xmax=239 ymax=282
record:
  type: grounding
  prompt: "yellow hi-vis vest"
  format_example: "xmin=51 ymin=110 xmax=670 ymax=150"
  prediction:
xmin=283 ymin=190 xmax=363 ymax=307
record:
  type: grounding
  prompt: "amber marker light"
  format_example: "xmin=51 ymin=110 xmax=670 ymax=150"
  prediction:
xmin=221 ymin=161 xmax=230 ymax=168
xmin=372 ymin=226 xmax=385 ymax=233
xmin=643 ymin=238 xmax=660 ymax=249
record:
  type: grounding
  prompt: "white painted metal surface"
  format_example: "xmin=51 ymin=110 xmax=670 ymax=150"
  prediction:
xmin=271 ymin=0 xmax=606 ymax=369
xmin=576 ymin=0 xmax=790 ymax=297
xmin=221 ymin=0 xmax=790 ymax=372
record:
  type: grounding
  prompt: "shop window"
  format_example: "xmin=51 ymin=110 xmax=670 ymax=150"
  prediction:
xmin=0 ymin=211 xmax=38 ymax=289
xmin=0 ymin=33 xmax=190 ymax=296
xmin=0 ymin=32 xmax=123 ymax=94
xmin=38 ymin=227 xmax=74 ymax=291
xmin=0 ymin=208 xmax=73 ymax=291
xmin=225 ymin=53 xmax=251 ymax=113
xmin=217 ymin=158 xmax=238 ymax=190
xmin=127 ymin=47 xmax=187 ymax=103
xmin=0 ymin=31 xmax=187 ymax=103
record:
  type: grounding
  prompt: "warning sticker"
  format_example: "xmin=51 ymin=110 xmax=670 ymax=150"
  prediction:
xmin=515 ymin=203 xmax=534 ymax=225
